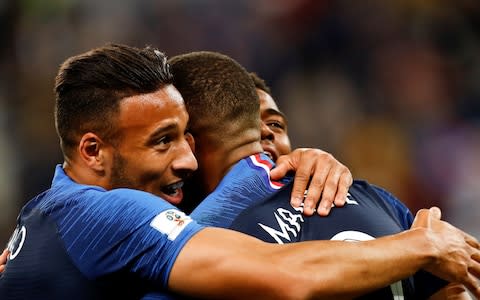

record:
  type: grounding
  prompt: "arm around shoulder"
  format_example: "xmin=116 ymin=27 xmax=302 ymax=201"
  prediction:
xmin=167 ymin=227 xmax=441 ymax=299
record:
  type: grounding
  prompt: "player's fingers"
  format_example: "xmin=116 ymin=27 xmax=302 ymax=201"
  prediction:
xmin=271 ymin=153 xmax=310 ymax=208
xmin=313 ymin=171 xmax=339 ymax=217
xmin=288 ymin=154 xmax=318 ymax=209
xmin=411 ymin=208 xmax=431 ymax=228
xmin=468 ymin=251 xmax=480 ymax=272
xmin=0 ymin=264 xmax=5 ymax=273
xmin=412 ymin=207 xmax=441 ymax=229
xmin=333 ymin=168 xmax=352 ymax=208
xmin=300 ymin=150 xmax=343 ymax=214
xmin=444 ymin=283 xmax=468 ymax=299
xmin=465 ymin=233 xmax=480 ymax=250
xmin=461 ymin=273 xmax=480 ymax=299
xmin=318 ymin=164 xmax=350 ymax=210
xmin=473 ymin=252 xmax=480 ymax=264
xmin=468 ymin=254 xmax=480 ymax=276
xmin=471 ymin=286 xmax=480 ymax=300
xmin=303 ymin=173 xmax=329 ymax=216
xmin=290 ymin=172 xmax=312 ymax=208
xmin=272 ymin=150 xmax=320 ymax=210
xmin=269 ymin=155 xmax=293 ymax=180
xmin=293 ymin=164 xmax=321 ymax=214
xmin=429 ymin=206 xmax=442 ymax=220
xmin=272 ymin=148 xmax=317 ymax=180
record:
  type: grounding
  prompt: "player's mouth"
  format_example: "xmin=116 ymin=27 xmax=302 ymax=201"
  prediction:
xmin=262 ymin=146 xmax=278 ymax=162
xmin=160 ymin=181 xmax=184 ymax=205
xmin=263 ymin=151 xmax=274 ymax=160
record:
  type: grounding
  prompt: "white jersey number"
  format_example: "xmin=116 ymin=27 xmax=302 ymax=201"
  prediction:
xmin=331 ymin=231 xmax=404 ymax=300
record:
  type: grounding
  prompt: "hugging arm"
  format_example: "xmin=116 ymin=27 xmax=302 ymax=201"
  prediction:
xmin=1 ymin=209 xmax=478 ymax=299
xmin=168 ymin=208 xmax=480 ymax=299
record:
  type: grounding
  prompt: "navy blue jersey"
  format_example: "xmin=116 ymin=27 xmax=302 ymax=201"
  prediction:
xmin=231 ymin=181 xmax=411 ymax=243
xmin=193 ymin=153 xmax=447 ymax=299
xmin=190 ymin=153 xmax=288 ymax=227
xmin=0 ymin=165 xmax=203 ymax=299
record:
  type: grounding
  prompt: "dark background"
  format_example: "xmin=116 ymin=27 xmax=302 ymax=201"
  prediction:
xmin=1 ymin=0 xmax=480 ymax=245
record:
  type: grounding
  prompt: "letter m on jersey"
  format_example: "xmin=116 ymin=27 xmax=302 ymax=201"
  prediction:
xmin=258 ymin=208 xmax=304 ymax=244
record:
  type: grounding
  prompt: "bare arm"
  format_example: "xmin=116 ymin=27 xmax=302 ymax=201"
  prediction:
xmin=271 ymin=148 xmax=353 ymax=216
xmin=168 ymin=208 xmax=480 ymax=300
xmin=0 ymin=210 xmax=478 ymax=299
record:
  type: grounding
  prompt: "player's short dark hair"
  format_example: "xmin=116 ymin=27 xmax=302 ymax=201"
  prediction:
xmin=250 ymin=72 xmax=271 ymax=95
xmin=54 ymin=43 xmax=173 ymax=157
xmin=169 ymin=51 xmax=259 ymax=142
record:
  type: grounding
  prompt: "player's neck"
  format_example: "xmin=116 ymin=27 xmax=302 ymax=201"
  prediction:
xmin=201 ymin=130 xmax=262 ymax=194
xmin=62 ymin=159 xmax=110 ymax=190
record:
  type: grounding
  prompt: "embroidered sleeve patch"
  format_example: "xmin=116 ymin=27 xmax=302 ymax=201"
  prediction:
xmin=150 ymin=209 xmax=193 ymax=241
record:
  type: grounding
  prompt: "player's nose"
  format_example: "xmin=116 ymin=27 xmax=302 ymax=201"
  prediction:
xmin=261 ymin=121 xmax=274 ymax=142
xmin=173 ymin=137 xmax=198 ymax=173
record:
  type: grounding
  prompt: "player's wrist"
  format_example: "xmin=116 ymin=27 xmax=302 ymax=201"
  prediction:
xmin=403 ymin=228 xmax=438 ymax=267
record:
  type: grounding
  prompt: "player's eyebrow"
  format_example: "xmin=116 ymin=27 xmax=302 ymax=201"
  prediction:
xmin=263 ymin=108 xmax=288 ymax=125
xmin=146 ymin=123 xmax=177 ymax=145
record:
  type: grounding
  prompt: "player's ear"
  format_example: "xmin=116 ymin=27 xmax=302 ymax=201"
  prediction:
xmin=78 ymin=132 xmax=110 ymax=172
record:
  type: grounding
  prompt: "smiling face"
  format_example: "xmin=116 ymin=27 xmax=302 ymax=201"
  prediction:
xmin=258 ymin=89 xmax=292 ymax=161
xmin=108 ymin=84 xmax=197 ymax=205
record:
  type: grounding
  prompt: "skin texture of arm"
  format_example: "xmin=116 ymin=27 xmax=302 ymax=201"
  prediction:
xmin=168 ymin=208 xmax=480 ymax=300
xmin=1 ymin=208 xmax=478 ymax=298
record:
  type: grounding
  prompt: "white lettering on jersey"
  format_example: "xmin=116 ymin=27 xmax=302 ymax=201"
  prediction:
xmin=7 ymin=225 xmax=27 ymax=260
xmin=150 ymin=209 xmax=192 ymax=241
xmin=330 ymin=230 xmax=373 ymax=242
xmin=331 ymin=230 xmax=404 ymax=300
xmin=259 ymin=206 xmax=304 ymax=244
xmin=345 ymin=192 xmax=359 ymax=205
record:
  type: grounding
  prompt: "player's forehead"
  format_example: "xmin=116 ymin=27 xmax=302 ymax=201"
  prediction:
xmin=257 ymin=89 xmax=279 ymax=112
xmin=116 ymin=85 xmax=188 ymax=140
xmin=257 ymin=89 xmax=288 ymax=123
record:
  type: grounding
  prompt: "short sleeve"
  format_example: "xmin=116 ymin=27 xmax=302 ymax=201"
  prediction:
xmin=47 ymin=187 xmax=204 ymax=287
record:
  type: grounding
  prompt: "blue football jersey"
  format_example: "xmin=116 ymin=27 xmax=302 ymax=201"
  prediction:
xmin=191 ymin=153 xmax=288 ymax=227
xmin=0 ymin=165 xmax=203 ymax=299
xmin=194 ymin=153 xmax=446 ymax=299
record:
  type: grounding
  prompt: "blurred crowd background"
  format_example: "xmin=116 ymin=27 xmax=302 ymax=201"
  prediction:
xmin=1 ymin=0 xmax=479 ymax=245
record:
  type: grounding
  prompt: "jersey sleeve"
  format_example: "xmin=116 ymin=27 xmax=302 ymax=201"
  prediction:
xmin=371 ymin=185 xmax=414 ymax=229
xmin=46 ymin=187 xmax=204 ymax=287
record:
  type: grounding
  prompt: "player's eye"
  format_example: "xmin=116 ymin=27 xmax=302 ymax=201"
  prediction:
xmin=151 ymin=135 xmax=174 ymax=151
xmin=266 ymin=120 xmax=286 ymax=131
xmin=155 ymin=135 xmax=171 ymax=145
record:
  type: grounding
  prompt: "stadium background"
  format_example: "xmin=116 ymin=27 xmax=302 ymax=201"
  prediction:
xmin=1 ymin=0 xmax=479 ymax=245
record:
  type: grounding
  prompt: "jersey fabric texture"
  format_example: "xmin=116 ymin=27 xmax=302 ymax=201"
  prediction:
xmin=194 ymin=153 xmax=447 ymax=299
xmin=0 ymin=165 xmax=203 ymax=300
xmin=190 ymin=153 xmax=288 ymax=227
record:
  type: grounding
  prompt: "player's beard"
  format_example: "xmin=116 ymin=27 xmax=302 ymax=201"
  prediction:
xmin=109 ymin=151 xmax=134 ymax=189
